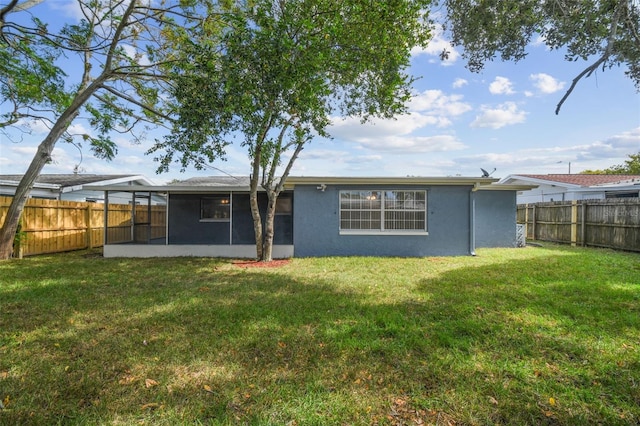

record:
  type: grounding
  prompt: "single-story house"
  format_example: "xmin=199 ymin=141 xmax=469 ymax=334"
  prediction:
xmin=500 ymin=174 xmax=640 ymax=204
xmin=87 ymin=176 xmax=535 ymax=258
xmin=0 ymin=174 xmax=158 ymax=204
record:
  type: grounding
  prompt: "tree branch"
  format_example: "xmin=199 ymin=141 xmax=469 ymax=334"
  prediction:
xmin=555 ymin=0 xmax=623 ymax=114
xmin=95 ymin=86 xmax=172 ymax=122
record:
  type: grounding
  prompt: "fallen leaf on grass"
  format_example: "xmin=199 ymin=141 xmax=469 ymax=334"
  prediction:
xmin=141 ymin=402 xmax=163 ymax=410
xmin=145 ymin=378 xmax=159 ymax=388
xmin=488 ymin=396 xmax=498 ymax=405
xmin=203 ymin=384 xmax=213 ymax=393
xmin=549 ymin=397 xmax=556 ymax=406
xmin=119 ymin=374 xmax=137 ymax=385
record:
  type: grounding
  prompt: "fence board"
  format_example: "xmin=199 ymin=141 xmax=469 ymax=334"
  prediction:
xmin=518 ymin=198 xmax=640 ymax=252
xmin=0 ymin=196 xmax=166 ymax=257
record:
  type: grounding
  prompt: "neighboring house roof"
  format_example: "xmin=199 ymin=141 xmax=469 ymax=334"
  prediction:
xmin=0 ymin=174 xmax=156 ymax=187
xmin=0 ymin=174 xmax=157 ymax=200
xmin=502 ymin=174 xmax=640 ymax=188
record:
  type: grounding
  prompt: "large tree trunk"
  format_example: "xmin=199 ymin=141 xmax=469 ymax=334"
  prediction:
xmin=249 ymin=145 xmax=264 ymax=260
xmin=0 ymin=67 xmax=108 ymax=259
xmin=0 ymin=123 xmax=72 ymax=259
xmin=249 ymin=187 xmax=263 ymax=261
xmin=262 ymin=189 xmax=278 ymax=262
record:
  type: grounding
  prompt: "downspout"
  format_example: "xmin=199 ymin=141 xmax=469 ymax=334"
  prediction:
xmin=469 ymin=183 xmax=479 ymax=256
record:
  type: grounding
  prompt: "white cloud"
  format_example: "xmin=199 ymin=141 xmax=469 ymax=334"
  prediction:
xmin=411 ymin=28 xmax=459 ymax=66
xmin=471 ymin=102 xmax=527 ymax=129
xmin=530 ymin=73 xmax=565 ymax=94
xmin=531 ymin=34 xmax=547 ymax=47
xmin=452 ymin=78 xmax=468 ymax=89
xmin=351 ymin=134 xmax=467 ymax=153
xmin=330 ymin=113 xmax=445 ymax=141
xmin=489 ymin=76 xmax=515 ymax=95
xmin=410 ymin=90 xmax=472 ymax=117
xmin=50 ymin=0 xmax=84 ymax=21
xmin=457 ymin=127 xmax=640 ymax=175
xmin=121 ymin=44 xmax=151 ymax=66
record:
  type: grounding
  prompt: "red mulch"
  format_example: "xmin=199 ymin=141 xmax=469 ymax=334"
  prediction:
xmin=232 ymin=259 xmax=291 ymax=268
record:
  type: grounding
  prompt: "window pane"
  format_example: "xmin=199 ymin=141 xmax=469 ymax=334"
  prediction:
xmin=201 ymin=196 xmax=230 ymax=220
xmin=276 ymin=195 xmax=292 ymax=214
xmin=339 ymin=190 xmax=426 ymax=232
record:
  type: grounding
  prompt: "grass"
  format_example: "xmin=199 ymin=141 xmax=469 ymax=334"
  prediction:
xmin=0 ymin=244 xmax=639 ymax=425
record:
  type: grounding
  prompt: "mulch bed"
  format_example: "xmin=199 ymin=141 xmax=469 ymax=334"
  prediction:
xmin=232 ymin=259 xmax=291 ymax=268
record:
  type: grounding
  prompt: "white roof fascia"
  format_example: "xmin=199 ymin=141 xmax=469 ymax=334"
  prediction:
xmin=284 ymin=176 xmax=499 ymax=188
xmin=84 ymin=184 xmax=256 ymax=193
xmin=478 ymin=184 xmax=538 ymax=191
xmin=500 ymin=175 xmax=582 ymax=189
xmin=0 ymin=180 xmax=61 ymax=190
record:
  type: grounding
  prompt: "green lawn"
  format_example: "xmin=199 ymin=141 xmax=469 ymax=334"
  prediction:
xmin=1 ymin=244 xmax=639 ymax=425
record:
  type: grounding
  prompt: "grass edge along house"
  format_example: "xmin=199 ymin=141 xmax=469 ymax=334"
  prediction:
xmin=87 ymin=176 xmax=535 ymax=258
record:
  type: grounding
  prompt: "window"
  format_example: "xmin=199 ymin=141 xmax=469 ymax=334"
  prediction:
xmin=340 ymin=190 xmax=427 ymax=234
xmin=275 ymin=194 xmax=293 ymax=215
xmin=201 ymin=196 xmax=230 ymax=221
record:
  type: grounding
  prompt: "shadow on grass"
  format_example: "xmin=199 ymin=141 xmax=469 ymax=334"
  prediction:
xmin=1 ymin=250 xmax=639 ymax=424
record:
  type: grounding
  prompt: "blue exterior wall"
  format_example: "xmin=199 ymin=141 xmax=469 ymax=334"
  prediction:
xmin=292 ymin=184 xmax=473 ymax=257
xmin=168 ymin=194 xmax=230 ymax=244
xmin=168 ymin=192 xmax=293 ymax=245
xmin=475 ymin=190 xmax=517 ymax=248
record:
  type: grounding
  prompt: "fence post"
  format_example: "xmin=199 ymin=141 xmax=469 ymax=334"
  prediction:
xmin=524 ymin=203 xmax=529 ymax=239
xmin=86 ymin=203 xmax=93 ymax=249
xmin=532 ymin=205 xmax=537 ymax=240
xmin=571 ymin=200 xmax=578 ymax=247
xmin=581 ymin=202 xmax=586 ymax=247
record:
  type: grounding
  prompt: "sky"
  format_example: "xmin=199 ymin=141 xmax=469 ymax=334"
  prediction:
xmin=1 ymin=1 xmax=639 ymax=185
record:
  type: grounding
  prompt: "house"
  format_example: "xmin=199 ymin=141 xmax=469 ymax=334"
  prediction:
xmin=87 ymin=176 xmax=535 ymax=258
xmin=0 ymin=174 xmax=158 ymax=204
xmin=500 ymin=174 xmax=640 ymax=204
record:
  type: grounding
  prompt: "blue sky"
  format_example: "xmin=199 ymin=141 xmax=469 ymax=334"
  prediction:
xmin=1 ymin=1 xmax=639 ymax=184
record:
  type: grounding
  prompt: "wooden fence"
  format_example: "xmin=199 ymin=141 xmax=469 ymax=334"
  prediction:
xmin=517 ymin=198 xmax=640 ymax=252
xmin=0 ymin=196 xmax=166 ymax=257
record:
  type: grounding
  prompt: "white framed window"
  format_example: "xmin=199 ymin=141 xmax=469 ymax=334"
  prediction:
xmin=339 ymin=190 xmax=427 ymax=234
xmin=201 ymin=195 xmax=230 ymax=221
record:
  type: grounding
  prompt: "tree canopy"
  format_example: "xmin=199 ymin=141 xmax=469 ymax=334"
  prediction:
xmin=581 ymin=152 xmax=640 ymax=174
xmin=0 ymin=0 xmax=215 ymax=259
xmin=151 ymin=0 xmax=431 ymax=260
xmin=436 ymin=0 xmax=640 ymax=114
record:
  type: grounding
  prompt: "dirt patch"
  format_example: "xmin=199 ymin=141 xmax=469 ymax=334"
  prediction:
xmin=232 ymin=259 xmax=291 ymax=268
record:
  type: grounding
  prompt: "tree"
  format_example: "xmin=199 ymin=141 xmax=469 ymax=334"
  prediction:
xmin=581 ymin=152 xmax=640 ymax=174
xmin=0 ymin=0 xmax=216 ymax=259
xmin=150 ymin=0 xmax=431 ymax=262
xmin=435 ymin=0 xmax=640 ymax=114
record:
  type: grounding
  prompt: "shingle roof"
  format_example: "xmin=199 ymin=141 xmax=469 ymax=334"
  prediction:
xmin=0 ymin=174 xmax=142 ymax=187
xmin=516 ymin=174 xmax=640 ymax=187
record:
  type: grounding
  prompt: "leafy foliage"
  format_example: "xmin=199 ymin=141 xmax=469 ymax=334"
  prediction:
xmin=0 ymin=0 xmax=218 ymax=259
xmin=436 ymin=0 xmax=640 ymax=113
xmin=151 ymin=0 xmax=431 ymax=260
